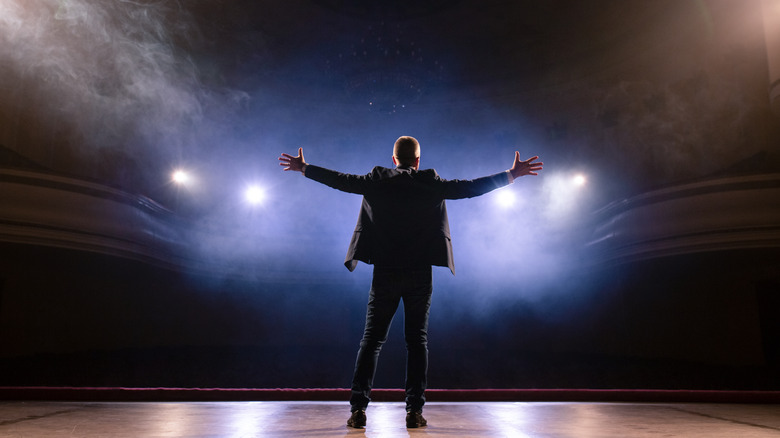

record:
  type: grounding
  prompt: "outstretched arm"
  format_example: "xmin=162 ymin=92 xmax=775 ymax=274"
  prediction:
xmin=279 ymin=147 xmax=307 ymax=173
xmin=278 ymin=147 xmax=374 ymax=194
xmin=509 ymin=152 xmax=542 ymax=180
xmin=434 ymin=151 xmax=542 ymax=199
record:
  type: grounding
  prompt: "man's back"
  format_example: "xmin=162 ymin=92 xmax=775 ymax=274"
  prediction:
xmin=303 ymin=164 xmax=510 ymax=272
xmin=356 ymin=166 xmax=452 ymax=270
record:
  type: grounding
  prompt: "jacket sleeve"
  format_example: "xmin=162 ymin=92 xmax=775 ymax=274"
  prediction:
xmin=303 ymin=164 xmax=375 ymax=195
xmin=433 ymin=170 xmax=511 ymax=200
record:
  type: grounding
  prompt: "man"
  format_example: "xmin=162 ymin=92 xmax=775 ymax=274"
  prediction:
xmin=279 ymin=136 xmax=542 ymax=429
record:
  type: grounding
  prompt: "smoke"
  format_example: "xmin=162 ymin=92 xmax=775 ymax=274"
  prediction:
xmin=0 ymin=1 xmax=611 ymax=319
xmin=0 ymin=0 xmax=247 ymax=170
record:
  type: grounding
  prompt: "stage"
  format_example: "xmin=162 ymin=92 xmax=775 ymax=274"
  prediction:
xmin=1 ymin=400 xmax=780 ymax=437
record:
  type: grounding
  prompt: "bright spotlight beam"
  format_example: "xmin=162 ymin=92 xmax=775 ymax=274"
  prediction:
xmin=543 ymin=171 xmax=589 ymax=220
xmin=494 ymin=189 xmax=516 ymax=209
xmin=245 ymin=185 xmax=265 ymax=205
xmin=172 ymin=170 xmax=189 ymax=184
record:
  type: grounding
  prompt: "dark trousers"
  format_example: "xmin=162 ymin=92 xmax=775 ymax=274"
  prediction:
xmin=350 ymin=266 xmax=433 ymax=413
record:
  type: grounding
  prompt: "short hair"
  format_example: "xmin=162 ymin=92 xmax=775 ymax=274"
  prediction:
xmin=393 ymin=136 xmax=420 ymax=166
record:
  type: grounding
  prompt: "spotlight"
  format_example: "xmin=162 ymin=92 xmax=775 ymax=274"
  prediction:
xmin=172 ymin=170 xmax=189 ymax=185
xmin=245 ymin=185 xmax=265 ymax=205
xmin=543 ymin=171 xmax=589 ymax=220
xmin=494 ymin=189 xmax=516 ymax=208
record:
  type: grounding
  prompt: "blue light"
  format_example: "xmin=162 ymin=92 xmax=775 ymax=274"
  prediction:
xmin=245 ymin=185 xmax=265 ymax=205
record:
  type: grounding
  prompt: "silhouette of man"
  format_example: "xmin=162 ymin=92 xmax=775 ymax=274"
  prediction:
xmin=279 ymin=136 xmax=542 ymax=428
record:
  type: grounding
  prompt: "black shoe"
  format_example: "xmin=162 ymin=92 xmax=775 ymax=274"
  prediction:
xmin=347 ymin=410 xmax=366 ymax=428
xmin=406 ymin=411 xmax=427 ymax=428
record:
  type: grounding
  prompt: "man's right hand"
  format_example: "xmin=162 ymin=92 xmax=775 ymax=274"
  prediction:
xmin=279 ymin=147 xmax=307 ymax=173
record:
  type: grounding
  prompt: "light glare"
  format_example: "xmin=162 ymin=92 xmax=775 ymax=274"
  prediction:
xmin=495 ymin=189 xmax=516 ymax=208
xmin=172 ymin=170 xmax=189 ymax=184
xmin=543 ymin=171 xmax=589 ymax=220
xmin=245 ymin=185 xmax=265 ymax=205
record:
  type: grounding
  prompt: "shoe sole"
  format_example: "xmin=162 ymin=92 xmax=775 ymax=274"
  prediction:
xmin=406 ymin=420 xmax=427 ymax=428
xmin=347 ymin=415 xmax=366 ymax=428
xmin=347 ymin=419 xmax=366 ymax=428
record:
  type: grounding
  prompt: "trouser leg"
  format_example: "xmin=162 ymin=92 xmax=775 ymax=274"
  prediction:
xmin=402 ymin=268 xmax=432 ymax=413
xmin=350 ymin=275 xmax=399 ymax=411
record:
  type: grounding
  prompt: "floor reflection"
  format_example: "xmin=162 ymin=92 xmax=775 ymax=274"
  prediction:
xmin=0 ymin=401 xmax=778 ymax=437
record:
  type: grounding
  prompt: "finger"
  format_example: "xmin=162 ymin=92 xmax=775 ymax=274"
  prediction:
xmin=280 ymin=153 xmax=295 ymax=159
xmin=298 ymin=147 xmax=304 ymax=157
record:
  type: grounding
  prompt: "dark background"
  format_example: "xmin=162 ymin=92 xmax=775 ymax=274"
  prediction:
xmin=0 ymin=0 xmax=779 ymax=390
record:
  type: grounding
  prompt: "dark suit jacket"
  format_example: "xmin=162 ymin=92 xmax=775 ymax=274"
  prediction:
xmin=305 ymin=164 xmax=510 ymax=274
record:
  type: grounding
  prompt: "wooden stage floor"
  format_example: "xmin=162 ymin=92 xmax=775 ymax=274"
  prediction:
xmin=1 ymin=401 xmax=779 ymax=437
